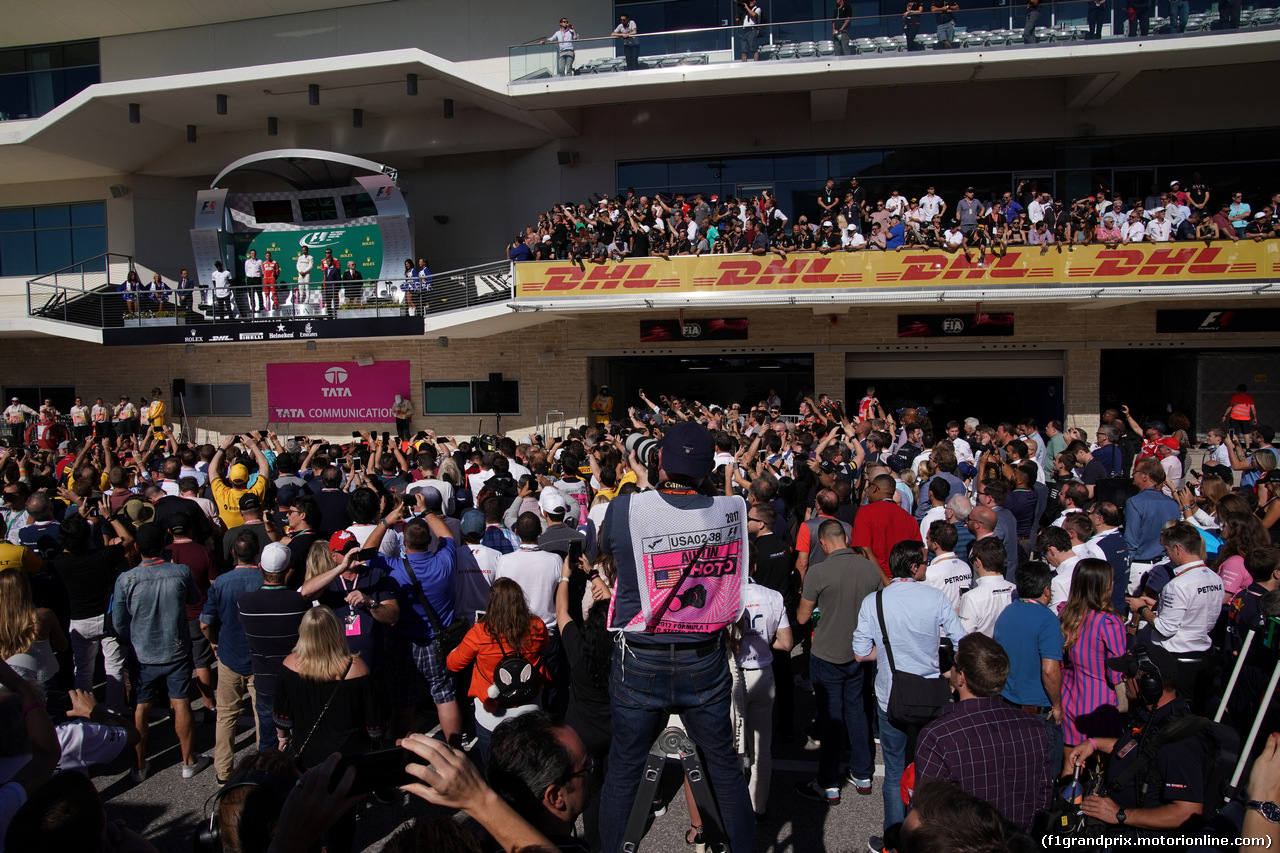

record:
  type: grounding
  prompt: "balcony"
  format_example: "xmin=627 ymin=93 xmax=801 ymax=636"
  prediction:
xmin=25 ymin=253 xmax=514 ymax=344
xmin=509 ymin=3 xmax=1280 ymax=82
xmin=510 ymin=241 xmax=1279 ymax=310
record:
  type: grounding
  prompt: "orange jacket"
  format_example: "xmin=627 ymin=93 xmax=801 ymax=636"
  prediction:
xmin=446 ymin=617 xmax=550 ymax=702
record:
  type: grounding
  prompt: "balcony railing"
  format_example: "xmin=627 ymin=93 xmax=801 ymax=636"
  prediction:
xmin=26 ymin=254 xmax=514 ymax=331
xmin=0 ymin=64 xmax=100 ymax=121
xmin=510 ymin=3 xmax=1279 ymax=82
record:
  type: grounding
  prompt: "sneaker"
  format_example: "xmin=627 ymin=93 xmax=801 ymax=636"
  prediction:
xmin=129 ymin=760 xmax=150 ymax=784
xmin=868 ymin=836 xmax=894 ymax=853
xmin=182 ymin=755 xmax=213 ymax=779
xmin=845 ymin=769 xmax=873 ymax=795
xmin=795 ymin=779 xmax=840 ymax=805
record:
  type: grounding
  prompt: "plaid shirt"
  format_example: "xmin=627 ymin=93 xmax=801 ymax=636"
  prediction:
xmin=914 ymin=696 xmax=1054 ymax=832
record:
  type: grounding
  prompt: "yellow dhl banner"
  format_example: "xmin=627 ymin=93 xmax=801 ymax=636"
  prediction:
xmin=514 ymin=241 xmax=1280 ymax=297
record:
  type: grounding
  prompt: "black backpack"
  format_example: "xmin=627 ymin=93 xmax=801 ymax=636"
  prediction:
xmin=1110 ymin=714 xmax=1240 ymax=822
xmin=486 ymin=635 xmax=538 ymax=707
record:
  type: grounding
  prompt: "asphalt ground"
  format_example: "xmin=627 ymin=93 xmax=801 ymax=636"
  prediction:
xmin=85 ymin=679 xmax=890 ymax=853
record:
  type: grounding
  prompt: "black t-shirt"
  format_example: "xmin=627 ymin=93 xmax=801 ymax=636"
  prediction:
xmin=314 ymin=489 xmax=351 ymax=536
xmin=750 ymin=532 xmax=797 ymax=609
xmin=152 ymin=495 xmax=213 ymax=544
xmin=223 ymin=522 xmax=272 ymax=565
xmin=55 ymin=544 xmax=127 ymax=620
xmin=818 ymin=187 xmax=839 ymax=209
xmin=237 ymin=587 xmax=309 ymax=697
xmin=562 ymin=619 xmax=612 ymax=753
xmin=317 ymin=566 xmax=398 ymax=669
xmin=936 ymin=3 xmax=955 ymax=24
xmin=286 ymin=531 xmax=320 ymax=589
xmin=630 ymin=229 xmax=650 ymax=258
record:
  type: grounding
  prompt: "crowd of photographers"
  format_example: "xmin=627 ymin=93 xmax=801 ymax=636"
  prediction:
xmin=0 ymin=384 xmax=1278 ymax=851
xmin=508 ymin=177 xmax=1280 ymax=264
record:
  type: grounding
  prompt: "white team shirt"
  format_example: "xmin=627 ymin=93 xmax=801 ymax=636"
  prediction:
xmin=919 ymin=194 xmax=944 ymax=220
xmin=958 ymin=573 xmax=1015 ymax=637
xmin=244 ymin=257 xmax=264 ymax=278
xmin=737 ymin=580 xmax=789 ymax=669
xmin=467 ymin=469 xmax=494 ymax=498
xmin=919 ymin=505 xmax=948 ymax=543
xmin=1146 ymin=218 xmax=1172 ymax=242
xmin=923 ymin=552 xmax=972 ymax=612
xmin=495 ymin=545 xmax=562 ymax=629
xmin=1050 ymin=554 xmax=1082 ymax=611
xmin=1151 ymin=561 xmax=1221 ymax=653
xmin=295 ymin=253 xmax=315 ymax=280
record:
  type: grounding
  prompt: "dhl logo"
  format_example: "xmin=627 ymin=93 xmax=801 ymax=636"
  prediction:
xmin=515 ymin=246 xmax=1260 ymax=296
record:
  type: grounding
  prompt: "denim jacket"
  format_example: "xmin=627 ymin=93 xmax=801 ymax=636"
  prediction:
xmin=112 ymin=559 xmax=197 ymax=665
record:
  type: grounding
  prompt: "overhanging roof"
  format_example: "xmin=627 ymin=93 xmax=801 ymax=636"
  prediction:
xmin=1 ymin=31 xmax=1279 ymax=183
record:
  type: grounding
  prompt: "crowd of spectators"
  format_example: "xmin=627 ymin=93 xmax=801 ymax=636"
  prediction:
xmin=509 ymin=175 xmax=1280 ymax=264
xmin=0 ymin=381 xmax=1279 ymax=851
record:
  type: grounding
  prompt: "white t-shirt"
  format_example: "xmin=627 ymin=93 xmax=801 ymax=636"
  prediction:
xmin=737 ymin=580 xmax=789 ymax=670
xmin=919 ymin=194 xmax=945 ymax=219
xmin=1206 ymin=444 xmax=1231 ymax=467
xmin=945 ymin=228 xmax=965 ymax=247
xmin=467 ymin=469 xmax=494 ymax=497
xmin=919 ymin=505 xmax=948 ymax=543
xmin=495 ymin=545 xmax=562 ymax=629
xmin=346 ymin=523 xmax=401 ymax=558
xmin=958 ymin=573 xmax=1015 ymax=637
xmin=924 ymin=553 xmax=972 ymax=612
xmin=456 ymin=543 xmax=500 ymax=624
xmin=210 ymin=269 xmax=233 ymax=297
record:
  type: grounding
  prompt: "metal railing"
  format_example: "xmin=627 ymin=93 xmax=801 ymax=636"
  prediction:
xmin=510 ymin=3 xmax=1280 ymax=81
xmin=0 ymin=64 xmax=100 ymax=121
xmin=26 ymin=255 xmax=514 ymax=330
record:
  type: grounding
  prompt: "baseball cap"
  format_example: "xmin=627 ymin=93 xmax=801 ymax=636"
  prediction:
xmin=418 ymin=486 xmax=443 ymax=512
xmin=329 ymin=530 xmax=358 ymax=554
xmin=539 ymin=488 xmax=568 ymax=519
xmin=460 ymin=508 xmax=486 ymax=538
xmin=1106 ymin=643 xmax=1177 ymax=685
xmin=276 ymin=484 xmax=303 ymax=508
xmin=57 ymin=441 xmax=70 ymax=452
xmin=1257 ymin=212 xmax=1268 ymax=220
xmin=239 ymin=493 xmax=262 ymax=512
xmin=262 ymin=542 xmax=291 ymax=575
xmin=1170 ymin=179 xmax=1180 ymax=186
xmin=8 ymin=398 xmax=16 ymax=402
xmin=822 ymin=220 xmax=833 ymax=227
xmin=168 ymin=510 xmax=193 ymax=535
xmin=965 ymin=186 xmax=975 ymax=192
xmin=659 ymin=422 xmax=715 ymax=480
xmin=229 ymin=463 xmax=250 ymax=483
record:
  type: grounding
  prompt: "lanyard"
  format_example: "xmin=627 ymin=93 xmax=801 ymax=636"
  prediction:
xmin=1171 ymin=561 xmax=1206 ymax=579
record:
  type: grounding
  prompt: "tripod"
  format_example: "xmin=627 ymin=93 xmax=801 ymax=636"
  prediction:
xmin=621 ymin=726 xmax=729 ymax=853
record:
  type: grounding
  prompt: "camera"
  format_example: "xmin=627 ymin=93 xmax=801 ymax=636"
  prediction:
xmin=625 ymin=432 xmax=660 ymax=470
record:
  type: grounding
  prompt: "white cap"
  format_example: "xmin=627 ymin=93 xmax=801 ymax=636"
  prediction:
xmin=539 ymin=487 xmax=568 ymax=518
xmin=262 ymin=541 xmax=292 ymax=575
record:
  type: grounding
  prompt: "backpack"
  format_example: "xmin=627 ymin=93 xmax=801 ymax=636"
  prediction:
xmin=486 ymin=635 xmax=538 ymax=707
xmin=479 ymin=474 xmax=519 ymax=513
xmin=1109 ymin=713 xmax=1240 ymax=822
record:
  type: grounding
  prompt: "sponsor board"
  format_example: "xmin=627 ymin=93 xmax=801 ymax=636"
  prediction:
xmin=101 ymin=316 xmax=422 ymax=346
xmin=514 ymin=242 xmax=1274 ymax=298
xmin=267 ymin=360 xmax=410 ymax=423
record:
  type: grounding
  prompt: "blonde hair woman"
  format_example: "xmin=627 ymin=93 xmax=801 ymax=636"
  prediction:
xmin=272 ymin=607 xmax=383 ymax=853
xmin=0 ymin=571 xmax=66 ymax=686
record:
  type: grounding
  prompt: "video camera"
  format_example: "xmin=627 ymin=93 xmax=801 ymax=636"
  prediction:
xmin=473 ymin=434 xmax=500 ymax=454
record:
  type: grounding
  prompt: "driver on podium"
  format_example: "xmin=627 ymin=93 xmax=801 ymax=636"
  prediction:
xmin=597 ymin=422 xmax=755 ymax=853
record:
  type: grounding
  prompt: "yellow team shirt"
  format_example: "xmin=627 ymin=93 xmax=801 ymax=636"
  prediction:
xmin=210 ymin=476 xmax=268 ymax=529
xmin=0 ymin=543 xmax=43 ymax=574
xmin=593 ymin=468 xmax=637 ymax=502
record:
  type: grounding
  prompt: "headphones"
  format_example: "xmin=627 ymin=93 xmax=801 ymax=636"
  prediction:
xmin=192 ymin=770 xmax=296 ymax=853
xmin=1131 ymin=645 xmax=1165 ymax=707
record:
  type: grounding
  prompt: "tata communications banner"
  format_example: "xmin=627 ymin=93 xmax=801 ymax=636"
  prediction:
xmin=267 ymin=360 xmax=411 ymax=423
xmin=234 ymin=226 xmax=382 ymax=285
xmin=514 ymin=241 xmax=1275 ymax=297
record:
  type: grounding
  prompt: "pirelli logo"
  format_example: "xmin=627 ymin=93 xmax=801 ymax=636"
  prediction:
xmin=513 ymin=243 xmax=1272 ymax=298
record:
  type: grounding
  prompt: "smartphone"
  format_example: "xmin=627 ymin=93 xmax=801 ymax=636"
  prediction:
xmin=382 ymin=431 xmax=390 ymax=445
xmin=332 ymin=746 xmax=415 ymax=795
xmin=352 ymin=431 xmax=362 ymax=438
xmin=1188 ymin=469 xmax=1201 ymax=479
xmin=402 ymin=495 xmax=417 ymax=510
xmin=474 ymin=609 xmax=486 ymax=622
xmin=294 ymin=436 xmax=305 ymax=443
xmin=354 ymin=547 xmax=378 ymax=562
xmin=567 ymin=539 xmax=583 ymax=570
xmin=335 ymin=456 xmax=348 ymax=465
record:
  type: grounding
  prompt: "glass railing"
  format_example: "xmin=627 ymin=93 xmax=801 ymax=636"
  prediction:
xmin=0 ymin=65 xmax=99 ymax=121
xmin=510 ymin=3 xmax=1279 ymax=82
xmin=27 ymin=255 xmax=514 ymax=330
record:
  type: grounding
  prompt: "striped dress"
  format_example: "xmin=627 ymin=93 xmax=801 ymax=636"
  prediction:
xmin=1061 ymin=609 xmax=1127 ymax=745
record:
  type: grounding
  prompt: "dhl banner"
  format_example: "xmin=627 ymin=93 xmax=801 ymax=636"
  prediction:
xmin=514 ymin=241 xmax=1280 ymax=298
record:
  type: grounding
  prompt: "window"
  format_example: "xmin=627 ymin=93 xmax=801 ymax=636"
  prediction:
xmin=252 ymin=200 xmax=295 ymax=224
xmin=181 ymin=383 xmax=252 ymax=417
xmin=299 ymin=196 xmax=338 ymax=222
xmin=0 ymin=202 xmax=106 ymax=277
xmin=0 ymin=40 xmax=99 ymax=120
xmin=341 ymin=193 xmax=378 ymax=219
xmin=423 ymin=380 xmax=521 ymax=415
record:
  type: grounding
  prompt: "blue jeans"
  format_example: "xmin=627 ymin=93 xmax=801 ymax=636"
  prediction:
xmin=811 ymin=656 xmax=875 ymax=787
xmin=600 ymin=640 xmax=754 ymax=853
xmin=878 ymin=707 xmax=909 ymax=831
xmin=1169 ymin=0 xmax=1189 ymax=30
xmin=255 ymin=692 xmax=278 ymax=752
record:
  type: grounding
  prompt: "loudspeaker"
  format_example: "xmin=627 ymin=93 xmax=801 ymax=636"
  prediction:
xmin=173 ymin=378 xmax=186 ymax=397
xmin=488 ymin=372 xmax=502 ymax=383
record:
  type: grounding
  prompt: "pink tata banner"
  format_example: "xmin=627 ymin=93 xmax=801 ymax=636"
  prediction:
xmin=267 ymin=361 xmax=411 ymax=422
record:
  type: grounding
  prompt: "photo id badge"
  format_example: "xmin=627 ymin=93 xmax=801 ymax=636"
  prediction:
xmin=345 ymin=612 xmax=362 ymax=637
